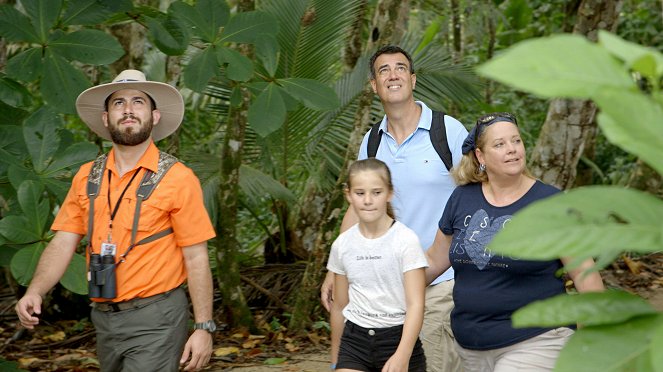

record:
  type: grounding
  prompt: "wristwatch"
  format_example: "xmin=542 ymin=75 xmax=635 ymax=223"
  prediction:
xmin=193 ymin=320 xmax=217 ymax=333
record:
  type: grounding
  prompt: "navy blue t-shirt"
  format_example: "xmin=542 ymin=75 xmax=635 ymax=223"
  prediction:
xmin=439 ymin=180 xmax=566 ymax=350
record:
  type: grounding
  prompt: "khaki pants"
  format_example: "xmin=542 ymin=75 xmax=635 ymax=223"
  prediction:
xmin=91 ymin=287 xmax=189 ymax=372
xmin=421 ymin=280 xmax=461 ymax=372
xmin=455 ymin=327 xmax=574 ymax=371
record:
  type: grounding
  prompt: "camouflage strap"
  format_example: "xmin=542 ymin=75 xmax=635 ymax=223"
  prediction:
xmin=85 ymin=151 xmax=178 ymax=260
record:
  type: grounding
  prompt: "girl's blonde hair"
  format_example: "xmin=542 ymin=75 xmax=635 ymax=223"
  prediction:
xmin=346 ymin=158 xmax=396 ymax=219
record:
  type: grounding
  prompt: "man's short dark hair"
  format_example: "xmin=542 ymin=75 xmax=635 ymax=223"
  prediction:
xmin=368 ymin=45 xmax=415 ymax=79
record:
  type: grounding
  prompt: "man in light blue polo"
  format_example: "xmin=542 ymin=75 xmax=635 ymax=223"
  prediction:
xmin=321 ymin=45 xmax=467 ymax=372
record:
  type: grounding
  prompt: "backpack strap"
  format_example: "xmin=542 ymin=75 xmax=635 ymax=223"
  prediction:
xmin=430 ymin=111 xmax=453 ymax=171
xmin=85 ymin=154 xmax=108 ymax=254
xmin=365 ymin=111 xmax=453 ymax=171
xmin=366 ymin=120 xmax=383 ymax=158
xmin=120 ymin=151 xmax=179 ymax=264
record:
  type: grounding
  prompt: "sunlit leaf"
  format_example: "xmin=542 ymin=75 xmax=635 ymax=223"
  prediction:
xmin=512 ymin=291 xmax=657 ymax=328
xmin=477 ymin=34 xmax=634 ymax=98
xmin=221 ymin=11 xmax=278 ymax=44
xmin=489 ymin=186 xmax=663 ymax=260
xmin=555 ymin=314 xmax=662 ymax=372
xmin=264 ymin=357 xmax=287 ymax=365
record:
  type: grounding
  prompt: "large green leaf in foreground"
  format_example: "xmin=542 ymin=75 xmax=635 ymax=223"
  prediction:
xmin=488 ymin=186 xmax=663 ymax=261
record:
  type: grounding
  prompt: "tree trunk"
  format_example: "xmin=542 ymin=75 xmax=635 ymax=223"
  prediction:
xmin=289 ymin=0 xmax=410 ymax=331
xmin=529 ymin=0 xmax=622 ymax=189
xmin=215 ymin=0 xmax=256 ymax=331
xmin=343 ymin=0 xmax=369 ymax=71
xmin=450 ymin=0 xmax=462 ymax=62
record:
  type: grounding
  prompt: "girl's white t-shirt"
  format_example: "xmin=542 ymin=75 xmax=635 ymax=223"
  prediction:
xmin=327 ymin=221 xmax=429 ymax=328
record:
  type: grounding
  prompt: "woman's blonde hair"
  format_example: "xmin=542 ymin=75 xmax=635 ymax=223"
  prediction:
xmin=452 ymin=112 xmax=532 ymax=186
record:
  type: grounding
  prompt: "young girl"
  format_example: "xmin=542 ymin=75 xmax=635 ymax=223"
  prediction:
xmin=328 ymin=158 xmax=427 ymax=372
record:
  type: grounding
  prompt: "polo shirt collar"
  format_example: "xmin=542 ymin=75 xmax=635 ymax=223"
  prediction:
xmin=378 ymin=101 xmax=433 ymax=134
xmin=106 ymin=141 xmax=159 ymax=176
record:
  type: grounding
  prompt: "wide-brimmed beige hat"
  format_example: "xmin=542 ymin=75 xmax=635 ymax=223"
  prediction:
xmin=75 ymin=69 xmax=184 ymax=141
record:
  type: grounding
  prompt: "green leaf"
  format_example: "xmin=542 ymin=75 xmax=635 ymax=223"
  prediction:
xmin=8 ymin=165 xmax=40 ymax=191
xmin=255 ymin=35 xmax=279 ymax=77
xmin=0 ymin=76 xmax=33 ymax=107
xmin=146 ymin=15 xmax=189 ymax=56
xmin=555 ymin=314 xmax=662 ymax=372
xmin=247 ymin=83 xmax=286 ymax=137
xmin=219 ymin=48 xmax=253 ymax=82
xmin=43 ymin=142 xmax=98 ymax=177
xmin=652 ymin=321 xmax=663 ymax=372
xmin=10 ymin=242 xmax=45 ymax=286
xmin=593 ymin=91 xmax=663 ymax=175
xmin=17 ymin=180 xmax=49 ymax=237
xmin=477 ymin=34 xmax=634 ymax=98
xmin=49 ymin=29 xmax=125 ymax=65
xmin=6 ymin=48 xmax=43 ymax=82
xmin=23 ymin=106 xmax=62 ymax=173
xmin=239 ymin=165 xmax=297 ymax=206
xmin=512 ymin=291 xmax=657 ymax=328
xmin=60 ymin=252 xmax=87 ymax=295
xmin=488 ymin=186 xmax=663 ymax=260
xmin=263 ymin=357 xmax=286 ymax=365
xmin=183 ymin=46 xmax=220 ymax=92
xmin=40 ymin=50 xmax=91 ymax=114
xmin=0 ymin=101 xmax=29 ymax=125
xmin=598 ymin=30 xmax=663 ymax=78
xmin=278 ymin=78 xmax=340 ymax=111
xmin=22 ymin=0 xmax=62 ymax=42
xmin=221 ymin=11 xmax=278 ymax=44
xmin=170 ymin=0 xmax=228 ymax=43
xmin=61 ymin=0 xmax=114 ymax=26
xmin=0 ymin=216 xmax=40 ymax=244
xmin=0 ymin=246 xmax=20 ymax=267
xmin=0 ymin=5 xmax=40 ymax=43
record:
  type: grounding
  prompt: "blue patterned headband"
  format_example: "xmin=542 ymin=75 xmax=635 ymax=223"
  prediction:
xmin=461 ymin=113 xmax=518 ymax=155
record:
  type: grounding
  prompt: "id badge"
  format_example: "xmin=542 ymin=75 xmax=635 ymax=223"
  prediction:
xmin=101 ymin=242 xmax=117 ymax=256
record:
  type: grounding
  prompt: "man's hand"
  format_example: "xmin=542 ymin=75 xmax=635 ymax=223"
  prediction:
xmin=320 ymin=271 xmax=335 ymax=312
xmin=15 ymin=293 xmax=43 ymax=329
xmin=180 ymin=330 xmax=213 ymax=371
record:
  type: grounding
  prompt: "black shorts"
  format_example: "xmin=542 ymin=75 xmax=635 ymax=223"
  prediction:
xmin=337 ymin=321 xmax=426 ymax=372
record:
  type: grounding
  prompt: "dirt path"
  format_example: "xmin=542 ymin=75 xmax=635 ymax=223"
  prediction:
xmin=209 ymin=352 xmax=329 ymax=371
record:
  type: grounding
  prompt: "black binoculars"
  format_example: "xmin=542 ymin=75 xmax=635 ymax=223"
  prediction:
xmin=88 ymin=253 xmax=117 ymax=299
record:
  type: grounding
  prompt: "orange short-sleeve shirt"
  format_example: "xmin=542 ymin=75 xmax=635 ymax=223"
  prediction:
xmin=52 ymin=142 xmax=216 ymax=302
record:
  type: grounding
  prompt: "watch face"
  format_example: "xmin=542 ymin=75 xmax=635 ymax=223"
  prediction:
xmin=206 ymin=320 xmax=217 ymax=332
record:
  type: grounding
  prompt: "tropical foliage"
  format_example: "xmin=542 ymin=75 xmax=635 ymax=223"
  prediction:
xmin=481 ymin=31 xmax=663 ymax=371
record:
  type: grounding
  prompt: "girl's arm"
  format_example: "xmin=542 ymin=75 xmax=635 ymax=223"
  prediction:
xmin=330 ymin=273 xmax=350 ymax=366
xmin=425 ymin=229 xmax=453 ymax=285
xmin=561 ymin=257 xmax=605 ymax=293
xmin=382 ymin=267 xmax=426 ymax=372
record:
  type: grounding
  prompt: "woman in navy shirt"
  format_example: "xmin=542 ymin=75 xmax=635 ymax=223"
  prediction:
xmin=424 ymin=112 xmax=604 ymax=371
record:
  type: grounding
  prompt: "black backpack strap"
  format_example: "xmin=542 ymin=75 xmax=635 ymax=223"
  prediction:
xmin=85 ymin=154 xmax=108 ymax=254
xmin=429 ymin=111 xmax=453 ymax=171
xmin=366 ymin=120 xmax=383 ymax=158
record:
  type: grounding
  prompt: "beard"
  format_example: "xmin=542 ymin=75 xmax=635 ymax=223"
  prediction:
xmin=108 ymin=115 xmax=154 ymax=146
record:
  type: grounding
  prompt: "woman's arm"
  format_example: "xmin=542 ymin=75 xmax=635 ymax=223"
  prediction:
xmin=424 ymin=229 xmax=453 ymax=285
xmin=330 ymin=273 xmax=349 ymax=366
xmin=561 ymin=257 xmax=605 ymax=293
xmin=382 ymin=268 xmax=426 ymax=372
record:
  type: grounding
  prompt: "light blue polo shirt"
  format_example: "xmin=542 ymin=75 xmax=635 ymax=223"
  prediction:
xmin=358 ymin=101 xmax=468 ymax=284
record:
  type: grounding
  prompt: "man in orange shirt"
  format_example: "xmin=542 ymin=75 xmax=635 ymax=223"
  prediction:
xmin=15 ymin=70 xmax=216 ymax=372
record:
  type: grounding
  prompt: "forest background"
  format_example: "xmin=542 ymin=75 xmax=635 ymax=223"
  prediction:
xmin=1 ymin=0 xmax=662 ymax=371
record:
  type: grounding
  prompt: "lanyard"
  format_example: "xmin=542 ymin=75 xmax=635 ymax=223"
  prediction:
xmin=106 ymin=168 xmax=141 ymax=242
